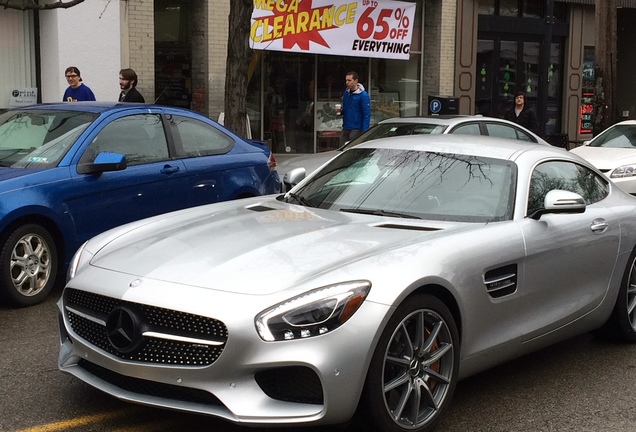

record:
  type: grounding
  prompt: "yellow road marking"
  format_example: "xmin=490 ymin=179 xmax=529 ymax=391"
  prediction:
xmin=13 ymin=410 xmax=130 ymax=432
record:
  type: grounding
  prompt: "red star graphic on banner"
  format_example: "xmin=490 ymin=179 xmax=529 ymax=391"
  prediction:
xmin=254 ymin=0 xmax=338 ymax=51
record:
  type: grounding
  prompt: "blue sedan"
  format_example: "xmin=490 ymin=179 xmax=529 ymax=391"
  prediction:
xmin=0 ymin=102 xmax=280 ymax=306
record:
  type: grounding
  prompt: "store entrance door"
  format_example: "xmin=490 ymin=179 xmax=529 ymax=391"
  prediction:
xmin=476 ymin=36 xmax=562 ymax=137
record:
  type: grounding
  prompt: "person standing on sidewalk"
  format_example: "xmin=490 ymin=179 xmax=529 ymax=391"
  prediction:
xmin=339 ymin=71 xmax=371 ymax=145
xmin=503 ymin=90 xmax=538 ymax=134
xmin=62 ymin=66 xmax=96 ymax=102
xmin=118 ymin=68 xmax=145 ymax=102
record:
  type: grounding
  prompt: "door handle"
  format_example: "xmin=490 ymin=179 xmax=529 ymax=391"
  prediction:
xmin=160 ymin=165 xmax=180 ymax=175
xmin=591 ymin=218 xmax=609 ymax=234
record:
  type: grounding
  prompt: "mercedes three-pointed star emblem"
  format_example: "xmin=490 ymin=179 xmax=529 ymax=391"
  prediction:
xmin=105 ymin=306 xmax=144 ymax=353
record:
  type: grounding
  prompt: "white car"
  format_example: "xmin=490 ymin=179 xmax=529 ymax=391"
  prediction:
xmin=59 ymin=134 xmax=636 ymax=432
xmin=570 ymin=120 xmax=636 ymax=195
xmin=278 ymin=115 xmax=551 ymax=191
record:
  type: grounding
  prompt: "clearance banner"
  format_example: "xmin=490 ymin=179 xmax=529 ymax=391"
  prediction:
xmin=250 ymin=0 xmax=417 ymax=60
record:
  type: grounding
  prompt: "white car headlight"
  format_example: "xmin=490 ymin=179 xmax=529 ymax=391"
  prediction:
xmin=66 ymin=241 xmax=93 ymax=282
xmin=611 ymin=165 xmax=636 ymax=178
xmin=255 ymin=280 xmax=371 ymax=342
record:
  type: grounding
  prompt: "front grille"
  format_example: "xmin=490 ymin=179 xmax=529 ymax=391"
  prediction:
xmin=255 ymin=366 xmax=324 ymax=405
xmin=79 ymin=359 xmax=223 ymax=407
xmin=65 ymin=288 xmax=228 ymax=366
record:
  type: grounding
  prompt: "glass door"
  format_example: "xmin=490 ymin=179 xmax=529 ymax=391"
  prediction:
xmin=476 ymin=36 xmax=561 ymax=136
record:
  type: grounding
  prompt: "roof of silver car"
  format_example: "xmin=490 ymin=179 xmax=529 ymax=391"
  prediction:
xmin=378 ymin=115 xmax=484 ymax=124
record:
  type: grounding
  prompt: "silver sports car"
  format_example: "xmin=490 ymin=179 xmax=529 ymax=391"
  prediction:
xmin=58 ymin=134 xmax=636 ymax=432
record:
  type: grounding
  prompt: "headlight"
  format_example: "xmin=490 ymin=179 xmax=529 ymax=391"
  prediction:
xmin=255 ymin=280 xmax=371 ymax=342
xmin=66 ymin=241 xmax=93 ymax=282
xmin=611 ymin=165 xmax=636 ymax=178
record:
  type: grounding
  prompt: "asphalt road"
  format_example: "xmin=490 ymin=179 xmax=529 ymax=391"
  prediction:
xmin=3 ymin=284 xmax=636 ymax=432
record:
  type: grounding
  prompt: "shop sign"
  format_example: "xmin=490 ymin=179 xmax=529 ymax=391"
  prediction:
xmin=251 ymin=0 xmax=417 ymax=60
xmin=9 ymin=88 xmax=37 ymax=108
xmin=580 ymin=92 xmax=594 ymax=134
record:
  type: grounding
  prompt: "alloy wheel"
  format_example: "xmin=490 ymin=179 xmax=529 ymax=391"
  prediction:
xmin=381 ymin=308 xmax=455 ymax=430
xmin=10 ymin=232 xmax=52 ymax=297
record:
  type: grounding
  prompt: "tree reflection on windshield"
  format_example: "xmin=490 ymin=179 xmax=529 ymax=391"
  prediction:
xmin=293 ymin=148 xmax=516 ymax=223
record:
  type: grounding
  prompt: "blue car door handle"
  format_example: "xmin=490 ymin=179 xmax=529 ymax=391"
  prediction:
xmin=160 ymin=165 xmax=180 ymax=175
xmin=591 ymin=218 xmax=609 ymax=234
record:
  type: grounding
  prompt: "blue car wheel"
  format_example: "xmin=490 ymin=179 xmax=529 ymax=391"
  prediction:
xmin=0 ymin=224 xmax=58 ymax=307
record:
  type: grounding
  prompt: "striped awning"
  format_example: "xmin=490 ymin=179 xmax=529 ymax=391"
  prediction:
xmin=556 ymin=0 xmax=636 ymax=7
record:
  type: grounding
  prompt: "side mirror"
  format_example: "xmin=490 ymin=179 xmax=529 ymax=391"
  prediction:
xmin=77 ymin=152 xmax=127 ymax=175
xmin=283 ymin=167 xmax=306 ymax=191
xmin=530 ymin=190 xmax=586 ymax=220
xmin=582 ymin=140 xmax=591 ymax=146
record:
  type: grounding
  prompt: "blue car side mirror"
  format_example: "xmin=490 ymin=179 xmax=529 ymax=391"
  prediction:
xmin=77 ymin=152 xmax=127 ymax=175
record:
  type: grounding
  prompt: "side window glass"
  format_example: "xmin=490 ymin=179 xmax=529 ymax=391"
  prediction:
xmin=79 ymin=114 xmax=168 ymax=167
xmin=171 ymin=115 xmax=234 ymax=157
xmin=527 ymin=161 xmax=609 ymax=216
xmin=451 ymin=123 xmax=481 ymax=136
xmin=512 ymin=127 xmax=535 ymax=142
xmin=485 ymin=123 xmax=517 ymax=140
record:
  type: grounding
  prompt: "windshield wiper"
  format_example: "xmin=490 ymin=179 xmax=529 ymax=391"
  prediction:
xmin=340 ymin=208 xmax=421 ymax=219
xmin=286 ymin=192 xmax=314 ymax=207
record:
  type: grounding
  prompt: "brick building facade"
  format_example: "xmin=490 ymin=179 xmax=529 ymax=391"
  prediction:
xmin=3 ymin=1 xmax=636 ymax=153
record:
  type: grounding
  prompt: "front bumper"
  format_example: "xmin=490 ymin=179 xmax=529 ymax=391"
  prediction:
xmin=57 ymin=278 xmax=389 ymax=426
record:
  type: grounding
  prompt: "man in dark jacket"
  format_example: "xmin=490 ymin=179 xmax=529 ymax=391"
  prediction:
xmin=339 ymin=71 xmax=371 ymax=145
xmin=118 ymin=68 xmax=145 ymax=103
xmin=503 ymin=90 xmax=538 ymax=134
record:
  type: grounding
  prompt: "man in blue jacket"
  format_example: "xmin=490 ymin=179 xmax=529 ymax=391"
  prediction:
xmin=340 ymin=71 xmax=371 ymax=145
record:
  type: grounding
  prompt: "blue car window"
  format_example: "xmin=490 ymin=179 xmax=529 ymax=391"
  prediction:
xmin=170 ymin=115 xmax=234 ymax=157
xmin=80 ymin=114 xmax=169 ymax=167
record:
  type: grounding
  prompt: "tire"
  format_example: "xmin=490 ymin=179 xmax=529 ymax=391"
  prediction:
xmin=597 ymin=248 xmax=636 ymax=343
xmin=357 ymin=294 xmax=459 ymax=432
xmin=0 ymin=224 xmax=58 ymax=307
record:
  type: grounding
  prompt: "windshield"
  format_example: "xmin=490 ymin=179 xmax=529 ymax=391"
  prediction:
xmin=589 ymin=124 xmax=636 ymax=148
xmin=0 ymin=110 xmax=97 ymax=168
xmin=287 ymin=148 xmax=516 ymax=223
xmin=341 ymin=122 xmax=447 ymax=151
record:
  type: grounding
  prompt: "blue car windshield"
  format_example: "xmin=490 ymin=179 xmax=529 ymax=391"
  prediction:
xmin=0 ymin=110 xmax=97 ymax=168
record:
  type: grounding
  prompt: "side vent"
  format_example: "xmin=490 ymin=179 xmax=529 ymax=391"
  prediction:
xmin=376 ymin=224 xmax=441 ymax=232
xmin=247 ymin=205 xmax=276 ymax=212
xmin=483 ymin=264 xmax=517 ymax=298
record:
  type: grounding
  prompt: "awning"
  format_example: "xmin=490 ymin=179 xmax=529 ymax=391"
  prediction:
xmin=556 ymin=0 xmax=636 ymax=7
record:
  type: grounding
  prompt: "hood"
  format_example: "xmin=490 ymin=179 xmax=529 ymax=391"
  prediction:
xmin=89 ymin=200 xmax=457 ymax=295
xmin=350 ymin=83 xmax=365 ymax=95
xmin=570 ymin=146 xmax=636 ymax=170
xmin=0 ymin=166 xmax=47 ymax=182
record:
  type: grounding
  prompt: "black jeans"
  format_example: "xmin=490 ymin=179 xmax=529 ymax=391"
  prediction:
xmin=340 ymin=129 xmax=362 ymax=146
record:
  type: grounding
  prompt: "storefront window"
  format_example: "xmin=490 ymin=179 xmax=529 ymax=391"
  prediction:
xmin=248 ymin=1 xmax=423 ymax=154
xmin=479 ymin=1 xmax=564 ymax=19
xmin=315 ymin=56 xmax=367 ymax=152
xmin=263 ymin=52 xmax=315 ymax=154
xmin=546 ymin=41 xmax=563 ymax=135
xmin=476 ymin=40 xmax=495 ymax=116
xmin=0 ymin=9 xmax=36 ymax=109
xmin=154 ymin=1 xmax=191 ymax=108
xmin=370 ymin=58 xmax=420 ymax=122
xmin=499 ymin=0 xmax=519 ymax=17
xmin=247 ymin=51 xmax=263 ymax=141
xmin=478 ymin=0 xmax=495 ymax=15
xmin=497 ymin=40 xmax=517 ymax=116
xmin=523 ymin=0 xmax=542 ymax=18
